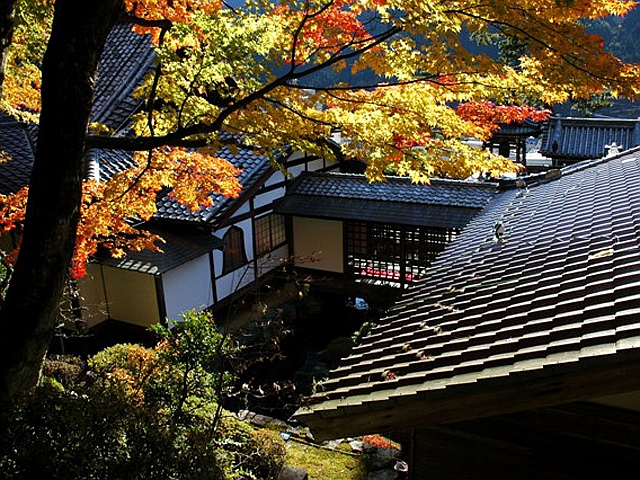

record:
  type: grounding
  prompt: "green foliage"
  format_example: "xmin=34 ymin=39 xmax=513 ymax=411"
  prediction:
xmin=570 ymin=90 xmax=615 ymax=117
xmin=0 ymin=384 xmax=225 ymax=480
xmin=216 ymin=416 xmax=287 ymax=480
xmin=150 ymin=309 xmax=239 ymax=420
xmin=0 ymin=310 xmax=287 ymax=479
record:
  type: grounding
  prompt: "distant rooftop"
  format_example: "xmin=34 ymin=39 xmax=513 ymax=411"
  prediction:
xmin=539 ymin=117 xmax=640 ymax=162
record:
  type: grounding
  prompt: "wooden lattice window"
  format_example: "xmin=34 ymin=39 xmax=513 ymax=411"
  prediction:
xmin=345 ymin=221 xmax=459 ymax=285
xmin=223 ymin=226 xmax=248 ymax=274
xmin=254 ymin=213 xmax=286 ymax=257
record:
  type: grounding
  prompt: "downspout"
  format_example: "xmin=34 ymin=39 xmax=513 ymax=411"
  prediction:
xmin=208 ymin=249 xmax=218 ymax=306
xmin=154 ymin=275 xmax=167 ymax=324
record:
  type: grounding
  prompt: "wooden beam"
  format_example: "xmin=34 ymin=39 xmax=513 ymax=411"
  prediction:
xmin=300 ymin=356 xmax=640 ymax=441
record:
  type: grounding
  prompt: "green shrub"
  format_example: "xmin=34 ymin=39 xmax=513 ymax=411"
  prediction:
xmin=0 ymin=311 xmax=285 ymax=479
xmin=0 ymin=384 xmax=225 ymax=480
xmin=215 ymin=415 xmax=286 ymax=479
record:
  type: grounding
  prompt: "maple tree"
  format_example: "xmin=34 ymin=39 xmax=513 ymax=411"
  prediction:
xmin=0 ymin=0 xmax=639 ymax=410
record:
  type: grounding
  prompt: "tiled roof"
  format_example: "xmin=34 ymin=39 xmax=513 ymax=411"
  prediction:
xmin=0 ymin=116 xmax=37 ymax=193
xmin=95 ymin=224 xmax=222 ymax=275
xmin=90 ymin=148 xmax=137 ymax=181
xmin=0 ymin=24 xmax=152 ymax=193
xmin=91 ymin=23 xmax=155 ymax=132
xmin=295 ymin=148 xmax=640 ymax=438
xmin=274 ymin=172 xmax=498 ymax=229
xmin=0 ymin=23 xmax=271 ymax=228
xmin=155 ymin=143 xmax=272 ymax=224
xmin=539 ymin=117 xmax=640 ymax=160
xmin=491 ymin=119 xmax=543 ymax=138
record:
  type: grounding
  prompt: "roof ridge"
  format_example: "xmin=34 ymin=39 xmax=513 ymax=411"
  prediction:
xmin=499 ymin=145 xmax=640 ymax=191
xmin=548 ymin=116 xmax=640 ymax=123
xmin=299 ymin=170 xmax=499 ymax=188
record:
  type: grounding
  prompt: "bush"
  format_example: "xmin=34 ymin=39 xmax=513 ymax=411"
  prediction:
xmin=215 ymin=415 xmax=286 ymax=480
xmin=0 ymin=311 xmax=285 ymax=479
xmin=0 ymin=384 xmax=225 ymax=480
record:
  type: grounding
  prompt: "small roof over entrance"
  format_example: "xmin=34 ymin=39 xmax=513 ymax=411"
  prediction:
xmin=275 ymin=172 xmax=498 ymax=230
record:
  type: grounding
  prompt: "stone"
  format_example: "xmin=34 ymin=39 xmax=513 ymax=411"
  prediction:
xmin=369 ymin=446 xmax=402 ymax=470
xmin=268 ymin=418 xmax=288 ymax=429
xmin=326 ymin=438 xmax=344 ymax=449
xmin=277 ymin=465 xmax=309 ymax=480
xmin=367 ymin=470 xmax=397 ymax=480
xmin=349 ymin=440 xmax=365 ymax=452
xmin=249 ymin=413 xmax=272 ymax=427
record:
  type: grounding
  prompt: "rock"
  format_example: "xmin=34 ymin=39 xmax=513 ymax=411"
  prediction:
xmin=277 ymin=465 xmax=309 ymax=480
xmin=369 ymin=446 xmax=402 ymax=470
xmin=268 ymin=418 xmax=288 ymax=429
xmin=349 ymin=440 xmax=365 ymax=452
xmin=326 ymin=438 xmax=344 ymax=449
xmin=367 ymin=470 xmax=397 ymax=480
xmin=249 ymin=413 xmax=272 ymax=428
xmin=237 ymin=410 xmax=251 ymax=421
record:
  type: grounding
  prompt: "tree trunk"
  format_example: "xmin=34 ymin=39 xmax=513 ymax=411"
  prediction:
xmin=0 ymin=0 xmax=124 ymax=411
xmin=0 ymin=0 xmax=17 ymax=98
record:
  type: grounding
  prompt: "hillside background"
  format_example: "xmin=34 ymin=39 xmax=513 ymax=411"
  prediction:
xmin=298 ymin=9 xmax=640 ymax=117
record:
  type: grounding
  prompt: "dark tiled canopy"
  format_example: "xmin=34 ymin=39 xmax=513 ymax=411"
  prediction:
xmin=275 ymin=172 xmax=498 ymax=229
xmin=96 ymin=225 xmax=222 ymax=275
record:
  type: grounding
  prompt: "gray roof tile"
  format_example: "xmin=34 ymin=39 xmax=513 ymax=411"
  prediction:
xmin=92 ymin=23 xmax=155 ymax=131
xmin=275 ymin=172 xmax=498 ymax=229
xmin=155 ymin=144 xmax=271 ymax=224
xmin=0 ymin=25 xmax=272 ymax=229
xmin=540 ymin=117 xmax=640 ymax=160
xmin=0 ymin=117 xmax=37 ymax=193
xmin=96 ymin=224 xmax=222 ymax=275
xmin=297 ymin=147 xmax=640 ymax=428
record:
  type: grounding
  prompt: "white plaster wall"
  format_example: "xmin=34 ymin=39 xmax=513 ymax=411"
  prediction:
xmin=78 ymin=264 xmax=109 ymax=328
xmin=253 ymin=187 xmax=285 ymax=210
xmin=101 ymin=267 xmax=160 ymax=327
xmin=292 ymin=217 xmax=343 ymax=273
xmin=216 ymin=264 xmax=255 ymax=300
xmin=264 ymin=169 xmax=285 ymax=187
xmin=233 ymin=202 xmax=251 ymax=217
xmin=257 ymin=244 xmax=289 ymax=276
xmin=162 ymin=253 xmax=213 ymax=322
xmin=287 ymin=151 xmax=306 ymax=162
xmin=307 ymin=157 xmax=329 ymax=171
xmin=287 ymin=163 xmax=306 ymax=177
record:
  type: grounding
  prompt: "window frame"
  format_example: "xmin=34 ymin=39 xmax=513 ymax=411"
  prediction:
xmin=254 ymin=213 xmax=286 ymax=257
xmin=222 ymin=226 xmax=248 ymax=274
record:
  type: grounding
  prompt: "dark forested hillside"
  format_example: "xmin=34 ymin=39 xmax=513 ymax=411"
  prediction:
xmin=586 ymin=9 xmax=640 ymax=63
xmin=300 ymin=7 xmax=640 ymax=89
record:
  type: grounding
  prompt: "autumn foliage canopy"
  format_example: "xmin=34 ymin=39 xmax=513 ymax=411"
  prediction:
xmin=1 ymin=0 xmax=639 ymax=278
